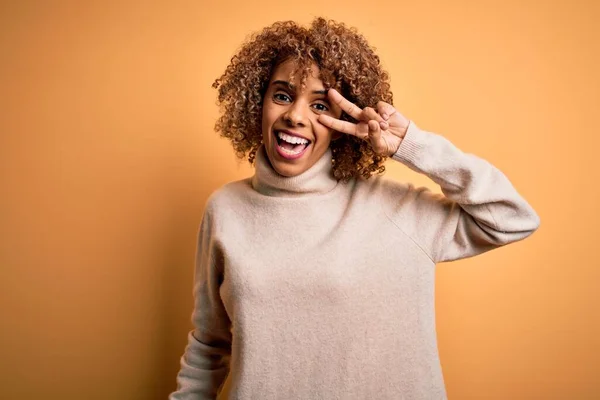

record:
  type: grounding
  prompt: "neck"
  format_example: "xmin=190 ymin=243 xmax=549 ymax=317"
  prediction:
xmin=251 ymin=145 xmax=338 ymax=197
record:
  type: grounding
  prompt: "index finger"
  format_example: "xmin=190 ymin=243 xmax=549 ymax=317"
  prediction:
xmin=318 ymin=114 xmax=365 ymax=138
xmin=328 ymin=88 xmax=363 ymax=120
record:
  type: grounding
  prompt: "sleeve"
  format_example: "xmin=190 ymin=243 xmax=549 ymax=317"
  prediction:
xmin=169 ymin=203 xmax=232 ymax=399
xmin=388 ymin=120 xmax=540 ymax=263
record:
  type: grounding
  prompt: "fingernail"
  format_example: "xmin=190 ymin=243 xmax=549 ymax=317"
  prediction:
xmin=382 ymin=113 xmax=389 ymax=120
xmin=380 ymin=121 xmax=389 ymax=130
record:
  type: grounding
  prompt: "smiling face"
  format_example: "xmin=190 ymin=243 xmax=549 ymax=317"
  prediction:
xmin=261 ymin=60 xmax=342 ymax=177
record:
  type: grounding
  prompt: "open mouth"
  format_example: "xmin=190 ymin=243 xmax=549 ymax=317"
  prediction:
xmin=274 ymin=131 xmax=311 ymax=158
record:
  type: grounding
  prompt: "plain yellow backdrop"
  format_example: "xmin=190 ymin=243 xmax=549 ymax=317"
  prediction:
xmin=1 ymin=1 xmax=598 ymax=399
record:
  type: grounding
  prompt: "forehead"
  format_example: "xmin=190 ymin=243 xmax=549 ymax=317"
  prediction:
xmin=270 ymin=59 xmax=324 ymax=89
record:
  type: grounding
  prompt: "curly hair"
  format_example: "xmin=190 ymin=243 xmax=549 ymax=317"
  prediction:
xmin=212 ymin=17 xmax=394 ymax=182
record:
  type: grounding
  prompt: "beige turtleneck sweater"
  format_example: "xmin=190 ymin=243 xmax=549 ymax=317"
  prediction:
xmin=169 ymin=121 xmax=540 ymax=399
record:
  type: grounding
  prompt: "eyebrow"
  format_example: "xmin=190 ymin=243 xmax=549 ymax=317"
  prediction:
xmin=271 ymin=80 xmax=328 ymax=95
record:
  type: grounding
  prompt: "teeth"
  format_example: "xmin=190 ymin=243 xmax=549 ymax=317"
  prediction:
xmin=277 ymin=131 xmax=309 ymax=145
xmin=279 ymin=146 xmax=304 ymax=155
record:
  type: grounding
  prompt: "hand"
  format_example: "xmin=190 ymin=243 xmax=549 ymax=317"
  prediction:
xmin=318 ymin=89 xmax=410 ymax=157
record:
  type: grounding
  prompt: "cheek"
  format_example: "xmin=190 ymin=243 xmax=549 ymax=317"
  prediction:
xmin=261 ymin=108 xmax=272 ymax=133
xmin=314 ymin=123 xmax=335 ymax=143
xmin=262 ymin=104 xmax=280 ymax=127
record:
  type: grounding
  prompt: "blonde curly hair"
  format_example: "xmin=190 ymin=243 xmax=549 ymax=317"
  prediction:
xmin=212 ymin=17 xmax=394 ymax=182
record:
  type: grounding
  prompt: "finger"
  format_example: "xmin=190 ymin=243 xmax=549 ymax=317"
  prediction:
xmin=318 ymin=114 xmax=361 ymax=137
xmin=327 ymin=89 xmax=363 ymax=120
xmin=363 ymin=106 xmax=389 ymax=130
xmin=355 ymin=122 xmax=370 ymax=140
xmin=368 ymin=119 xmax=380 ymax=138
xmin=368 ymin=120 xmax=384 ymax=152
xmin=376 ymin=101 xmax=396 ymax=120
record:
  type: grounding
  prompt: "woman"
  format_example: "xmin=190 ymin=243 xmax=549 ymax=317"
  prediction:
xmin=170 ymin=17 xmax=540 ymax=400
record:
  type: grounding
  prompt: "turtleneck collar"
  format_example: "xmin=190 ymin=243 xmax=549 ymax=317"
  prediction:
xmin=251 ymin=144 xmax=338 ymax=197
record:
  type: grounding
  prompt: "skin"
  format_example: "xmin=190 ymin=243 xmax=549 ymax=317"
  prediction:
xmin=261 ymin=59 xmax=411 ymax=177
xmin=318 ymin=89 xmax=411 ymax=158
xmin=261 ymin=60 xmax=343 ymax=177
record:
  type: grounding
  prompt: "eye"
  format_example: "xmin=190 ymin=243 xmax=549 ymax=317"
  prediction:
xmin=273 ymin=92 xmax=292 ymax=103
xmin=312 ymin=102 xmax=329 ymax=112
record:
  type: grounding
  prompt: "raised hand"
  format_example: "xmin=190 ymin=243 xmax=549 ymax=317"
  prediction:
xmin=318 ymin=89 xmax=410 ymax=157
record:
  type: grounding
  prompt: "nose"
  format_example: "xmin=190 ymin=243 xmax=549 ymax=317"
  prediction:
xmin=283 ymin=101 xmax=307 ymax=127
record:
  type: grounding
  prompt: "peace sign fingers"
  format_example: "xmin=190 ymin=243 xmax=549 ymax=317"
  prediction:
xmin=319 ymin=89 xmax=408 ymax=157
xmin=328 ymin=88 xmax=363 ymax=120
xmin=328 ymin=89 xmax=387 ymax=127
xmin=318 ymin=114 xmax=369 ymax=139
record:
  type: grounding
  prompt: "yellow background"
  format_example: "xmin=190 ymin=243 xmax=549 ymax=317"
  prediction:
xmin=1 ymin=1 xmax=598 ymax=399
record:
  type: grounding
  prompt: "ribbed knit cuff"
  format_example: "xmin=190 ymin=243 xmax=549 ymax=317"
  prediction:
xmin=390 ymin=120 xmax=428 ymax=170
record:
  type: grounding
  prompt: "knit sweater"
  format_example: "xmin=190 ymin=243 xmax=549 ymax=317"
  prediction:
xmin=169 ymin=121 xmax=540 ymax=399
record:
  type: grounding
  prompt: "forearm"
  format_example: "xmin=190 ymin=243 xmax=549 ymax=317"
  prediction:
xmin=391 ymin=121 xmax=540 ymax=262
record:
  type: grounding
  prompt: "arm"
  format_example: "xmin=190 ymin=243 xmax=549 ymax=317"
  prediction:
xmin=317 ymin=89 xmax=540 ymax=263
xmin=388 ymin=121 xmax=540 ymax=262
xmin=170 ymin=204 xmax=232 ymax=399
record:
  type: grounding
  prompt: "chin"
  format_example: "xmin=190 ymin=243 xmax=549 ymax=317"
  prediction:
xmin=270 ymin=157 xmax=306 ymax=177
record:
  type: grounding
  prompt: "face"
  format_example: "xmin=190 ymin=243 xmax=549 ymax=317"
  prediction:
xmin=261 ymin=60 xmax=342 ymax=177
